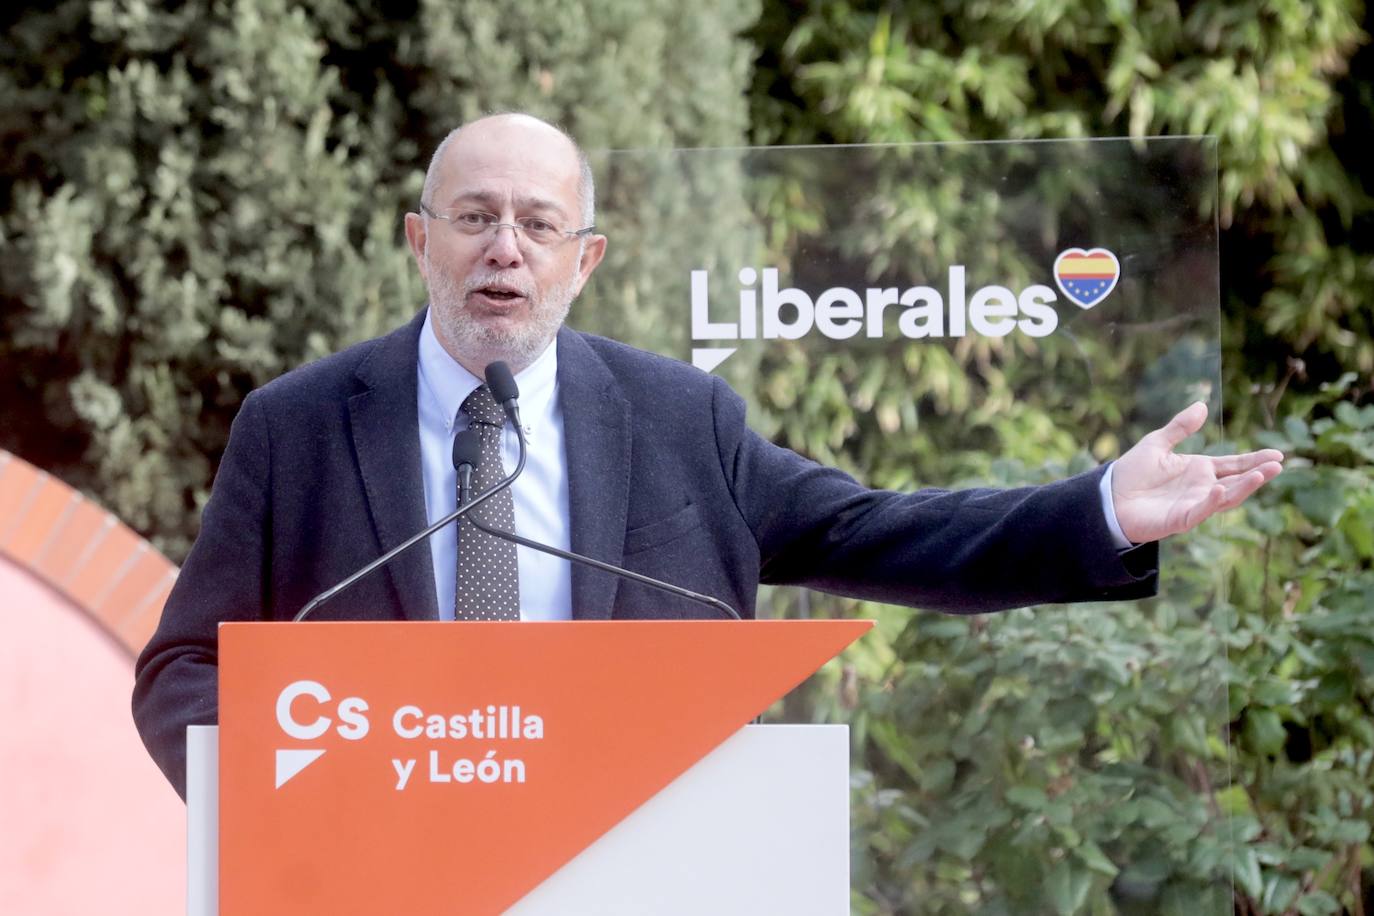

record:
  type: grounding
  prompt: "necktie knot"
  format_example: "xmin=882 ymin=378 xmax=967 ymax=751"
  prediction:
xmin=461 ymin=385 xmax=506 ymax=428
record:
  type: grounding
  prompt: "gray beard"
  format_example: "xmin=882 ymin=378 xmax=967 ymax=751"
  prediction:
xmin=426 ymin=264 xmax=577 ymax=371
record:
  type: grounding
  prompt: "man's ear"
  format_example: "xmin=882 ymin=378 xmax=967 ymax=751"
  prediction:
xmin=404 ymin=211 xmax=429 ymax=281
xmin=572 ymin=233 xmax=608 ymax=295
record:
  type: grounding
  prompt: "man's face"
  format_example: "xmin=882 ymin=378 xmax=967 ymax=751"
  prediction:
xmin=405 ymin=117 xmax=606 ymax=375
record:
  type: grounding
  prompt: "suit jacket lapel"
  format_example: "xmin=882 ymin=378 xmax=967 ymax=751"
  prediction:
xmin=556 ymin=328 xmax=630 ymax=619
xmin=348 ymin=310 xmax=439 ymax=621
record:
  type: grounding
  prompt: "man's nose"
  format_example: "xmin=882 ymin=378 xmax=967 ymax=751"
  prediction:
xmin=483 ymin=224 xmax=524 ymax=269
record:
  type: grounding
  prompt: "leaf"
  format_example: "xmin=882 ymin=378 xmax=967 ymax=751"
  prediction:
xmin=1311 ymin=671 xmax=1353 ymax=706
xmin=1075 ymin=840 xmax=1119 ymax=878
xmin=1297 ymin=889 xmax=1344 ymax=916
xmin=1169 ymin=712 xmax=1212 ymax=757
xmin=1261 ymin=872 xmax=1300 ymax=911
xmin=1045 ymin=860 xmax=1092 ymax=916
xmin=1333 ymin=400 xmax=1374 ymax=430
xmin=1244 ymin=708 xmax=1287 ymax=756
xmin=1282 ymin=415 xmax=1316 ymax=449
xmin=1214 ymin=784 xmax=1253 ymax=817
xmin=1292 ymin=480 xmax=1349 ymax=527
xmin=1007 ymin=785 xmax=1049 ymax=810
xmin=1327 ymin=819 xmax=1370 ymax=845
xmin=1251 ymin=678 xmax=1299 ymax=707
xmin=1231 ymin=848 xmax=1263 ymax=901
xmin=919 ymin=758 xmax=955 ymax=795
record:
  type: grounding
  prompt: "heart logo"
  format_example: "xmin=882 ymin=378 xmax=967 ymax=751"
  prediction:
xmin=1053 ymin=248 xmax=1120 ymax=310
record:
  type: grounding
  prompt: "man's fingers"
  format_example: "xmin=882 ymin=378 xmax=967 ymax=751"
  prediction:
xmin=1225 ymin=472 xmax=1264 ymax=508
xmin=1183 ymin=472 xmax=1258 ymax=531
xmin=1216 ymin=459 xmax=1284 ymax=488
xmin=1210 ymin=463 xmax=1282 ymax=513
xmin=1156 ymin=402 xmax=1208 ymax=450
xmin=1181 ymin=482 xmax=1228 ymax=532
xmin=1210 ymin=450 xmax=1285 ymax=476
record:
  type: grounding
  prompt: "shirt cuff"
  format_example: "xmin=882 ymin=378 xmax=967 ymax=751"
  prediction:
xmin=1100 ymin=462 xmax=1135 ymax=551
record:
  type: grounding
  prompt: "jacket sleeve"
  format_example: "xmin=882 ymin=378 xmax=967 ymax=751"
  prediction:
xmin=131 ymin=391 xmax=272 ymax=799
xmin=710 ymin=375 xmax=1158 ymax=613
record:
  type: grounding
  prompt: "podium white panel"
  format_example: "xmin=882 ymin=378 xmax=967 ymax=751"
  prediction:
xmin=510 ymin=724 xmax=849 ymax=914
xmin=186 ymin=725 xmax=217 ymax=916
xmin=188 ymin=724 xmax=848 ymax=915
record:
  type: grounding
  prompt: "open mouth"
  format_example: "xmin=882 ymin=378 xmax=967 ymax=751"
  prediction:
xmin=472 ymin=286 xmax=527 ymax=304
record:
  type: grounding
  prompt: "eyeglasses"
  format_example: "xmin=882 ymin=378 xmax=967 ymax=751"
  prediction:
xmin=419 ymin=203 xmax=594 ymax=248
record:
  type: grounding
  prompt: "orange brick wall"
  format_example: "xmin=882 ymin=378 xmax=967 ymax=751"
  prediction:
xmin=0 ymin=450 xmax=177 ymax=658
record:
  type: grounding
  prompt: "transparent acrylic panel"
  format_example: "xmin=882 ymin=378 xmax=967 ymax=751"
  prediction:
xmin=583 ymin=139 xmax=1229 ymax=915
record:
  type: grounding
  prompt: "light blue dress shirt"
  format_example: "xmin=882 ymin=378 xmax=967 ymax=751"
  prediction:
xmin=1099 ymin=463 xmax=1134 ymax=550
xmin=416 ymin=311 xmax=573 ymax=621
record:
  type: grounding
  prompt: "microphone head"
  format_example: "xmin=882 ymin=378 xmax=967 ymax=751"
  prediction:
xmin=451 ymin=428 xmax=482 ymax=471
xmin=484 ymin=361 xmax=520 ymax=406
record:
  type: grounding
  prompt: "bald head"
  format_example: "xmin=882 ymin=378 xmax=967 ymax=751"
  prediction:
xmin=421 ymin=113 xmax=596 ymax=227
xmin=404 ymin=111 xmax=608 ymax=376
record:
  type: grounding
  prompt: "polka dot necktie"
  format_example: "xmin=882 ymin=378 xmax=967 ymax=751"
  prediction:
xmin=455 ymin=385 xmax=520 ymax=621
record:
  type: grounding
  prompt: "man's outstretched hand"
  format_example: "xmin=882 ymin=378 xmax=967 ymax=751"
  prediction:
xmin=1112 ymin=402 xmax=1284 ymax=545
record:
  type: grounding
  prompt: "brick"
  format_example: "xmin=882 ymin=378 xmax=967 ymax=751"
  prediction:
xmin=64 ymin=524 xmax=143 ymax=611
xmin=0 ymin=456 xmax=42 ymax=548
xmin=111 ymin=570 xmax=178 ymax=655
xmin=6 ymin=478 xmax=79 ymax=565
xmin=34 ymin=498 xmax=111 ymax=587
xmin=100 ymin=551 xmax=176 ymax=637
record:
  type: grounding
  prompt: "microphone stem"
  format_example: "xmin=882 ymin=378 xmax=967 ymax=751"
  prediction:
xmin=463 ymin=421 xmax=741 ymax=621
xmin=463 ymin=513 xmax=741 ymax=620
xmin=294 ymin=445 xmax=527 ymax=622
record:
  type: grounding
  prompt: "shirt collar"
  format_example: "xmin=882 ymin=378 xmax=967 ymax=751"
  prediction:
xmin=417 ymin=309 xmax=559 ymax=435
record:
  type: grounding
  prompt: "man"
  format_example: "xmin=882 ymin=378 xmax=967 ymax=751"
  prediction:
xmin=132 ymin=113 xmax=1283 ymax=797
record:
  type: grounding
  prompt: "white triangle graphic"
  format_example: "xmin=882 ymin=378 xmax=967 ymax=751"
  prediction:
xmin=691 ymin=348 xmax=737 ymax=373
xmin=275 ymin=748 xmax=326 ymax=789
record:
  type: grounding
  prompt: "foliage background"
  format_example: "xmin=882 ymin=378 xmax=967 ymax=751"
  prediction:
xmin=1 ymin=1 xmax=1371 ymax=913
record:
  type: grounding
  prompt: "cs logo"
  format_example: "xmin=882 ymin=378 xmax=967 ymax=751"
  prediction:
xmin=273 ymin=680 xmax=370 ymax=788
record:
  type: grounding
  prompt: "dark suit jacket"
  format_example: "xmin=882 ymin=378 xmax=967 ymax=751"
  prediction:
xmin=132 ymin=309 xmax=1157 ymax=795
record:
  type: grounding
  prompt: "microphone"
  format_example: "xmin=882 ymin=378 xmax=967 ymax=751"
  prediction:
xmin=452 ymin=428 xmax=742 ymax=621
xmin=484 ymin=361 xmax=521 ymax=426
xmin=293 ymin=362 xmax=524 ymax=622
xmin=452 ymin=424 xmax=481 ymax=500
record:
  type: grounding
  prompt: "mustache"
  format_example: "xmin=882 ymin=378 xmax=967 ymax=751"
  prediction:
xmin=460 ymin=271 xmax=536 ymax=299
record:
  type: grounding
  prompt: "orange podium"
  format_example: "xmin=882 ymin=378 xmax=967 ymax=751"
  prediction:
xmin=188 ymin=619 xmax=870 ymax=914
